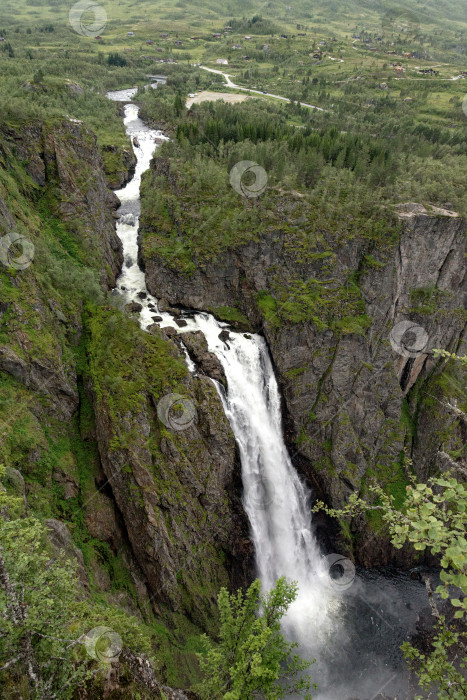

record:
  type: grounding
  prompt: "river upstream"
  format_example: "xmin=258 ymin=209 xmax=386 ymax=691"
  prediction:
xmin=107 ymin=90 xmax=432 ymax=700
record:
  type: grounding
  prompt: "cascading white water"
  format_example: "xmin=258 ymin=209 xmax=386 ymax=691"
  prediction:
xmin=110 ymin=98 xmax=339 ymax=651
xmin=106 ymin=95 xmax=429 ymax=700
xmin=190 ymin=317 xmax=341 ymax=649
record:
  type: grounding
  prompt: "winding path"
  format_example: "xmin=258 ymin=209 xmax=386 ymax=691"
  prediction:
xmin=199 ymin=65 xmax=327 ymax=111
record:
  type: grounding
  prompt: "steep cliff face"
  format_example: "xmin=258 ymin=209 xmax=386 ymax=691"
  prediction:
xmin=0 ymin=120 xmax=251 ymax=691
xmin=3 ymin=119 xmax=123 ymax=286
xmin=0 ymin=118 xmax=125 ymax=424
xmin=140 ymin=160 xmax=466 ymax=565
xmin=87 ymin=307 xmax=252 ymax=630
xmin=0 ymin=120 xmax=129 ymax=607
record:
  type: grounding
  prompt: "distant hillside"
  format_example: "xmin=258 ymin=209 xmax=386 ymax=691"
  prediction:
xmin=1 ymin=0 xmax=466 ymax=34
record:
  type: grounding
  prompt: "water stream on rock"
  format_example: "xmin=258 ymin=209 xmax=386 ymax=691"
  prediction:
xmin=107 ymin=93 xmax=430 ymax=699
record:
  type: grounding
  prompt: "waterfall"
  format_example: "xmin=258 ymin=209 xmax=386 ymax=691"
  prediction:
xmin=190 ymin=316 xmax=339 ymax=648
xmin=110 ymin=98 xmax=338 ymax=650
xmin=106 ymin=95 xmax=428 ymax=699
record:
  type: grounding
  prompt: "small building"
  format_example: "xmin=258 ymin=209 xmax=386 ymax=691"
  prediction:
xmin=263 ymin=44 xmax=270 ymax=51
xmin=379 ymin=82 xmax=388 ymax=89
xmin=212 ymin=33 xmax=222 ymax=38
xmin=0 ymin=37 xmax=5 ymax=42
xmin=298 ymin=33 xmax=306 ymax=36
xmin=281 ymin=34 xmax=288 ymax=39
xmin=94 ymin=35 xmax=102 ymax=41
xmin=224 ymin=26 xmax=232 ymax=31
xmin=160 ymin=33 xmax=168 ymax=38
xmin=216 ymin=58 xmax=228 ymax=65
xmin=244 ymin=35 xmax=251 ymax=40
xmin=127 ymin=31 xmax=135 ymax=37
xmin=190 ymin=37 xmax=199 ymax=40
xmin=232 ymin=44 xmax=242 ymax=49
xmin=146 ymin=40 xmax=154 ymax=45
xmin=174 ymin=40 xmax=183 ymax=45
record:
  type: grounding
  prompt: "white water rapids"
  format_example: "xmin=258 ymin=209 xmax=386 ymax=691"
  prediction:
xmin=107 ymin=95 xmax=429 ymax=699
xmin=112 ymin=97 xmax=338 ymax=644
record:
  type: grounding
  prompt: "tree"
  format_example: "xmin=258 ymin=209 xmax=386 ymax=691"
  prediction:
xmin=107 ymin=52 xmax=127 ymax=67
xmin=196 ymin=577 xmax=315 ymax=700
xmin=314 ymin=469 xmax=467 ymax=699
xmin=174 ymin=93 xmax=185 ymax=117
xmin=0 ymin=465 xmax=152 ymax=698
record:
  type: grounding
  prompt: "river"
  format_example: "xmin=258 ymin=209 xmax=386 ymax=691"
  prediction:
xmin=107 ymin=90 xmax=431 ymax=700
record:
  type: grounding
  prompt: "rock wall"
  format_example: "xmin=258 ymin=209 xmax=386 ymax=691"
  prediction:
xmin=3 ymin=120 xmax=123 ymax=286
xmin=86 ymin=309 xmax=252 ymax=630
xmin=0 ymin=120 xmax=251 ymax=643
xmin=140 ymin=167 xmax=466 ymax=566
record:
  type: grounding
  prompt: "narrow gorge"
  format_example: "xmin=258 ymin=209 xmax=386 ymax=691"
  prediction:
xmin=0 ymin=5 xmax=465 ymax=692
xmin=105 ymin=92 xmax=466 ymax=699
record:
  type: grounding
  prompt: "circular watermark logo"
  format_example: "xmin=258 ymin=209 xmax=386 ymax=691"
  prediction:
xmin=157 ymin=393 xmax=197 ymax=431
xmin=83 ymin=626 xmax=122 ymax=663
xmin=389 ymin=320 xmax=429 ymax=358
xmin=382 ymin=7 xmax=420 ymax=32
xmin=323 ymin=553 xmax=356 ymax=592
xmin=229 ymin=161 xmax=268 ymax=198
xmin=0 ymin=233 xmax=34 ymax=271
xmin=462 ymin=95 xmax=467 ymax=119
xmin=69 ymin=0 xmax=107 ymax=37
xmin=244 ymin=474 xmax=277 ymax=511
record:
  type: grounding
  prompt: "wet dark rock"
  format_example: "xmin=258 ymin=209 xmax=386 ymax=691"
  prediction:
xmin=218 ymin=330 xmax=230 ymax=343
xmin=158 ymin=298 xmax=170 ymax=312
xmin=183 ymin=331 xmax=227 ymax=387
xmin=126 ymin=301 xmax=143 ymax=313
xmin=152 ymin=315 xmax=163 ymax=322
xmin=175 ymin=318 xmax=188 ymax=328
xmin=137 ymin=291 xmax=147 ymax=299
xmin=161 ymin=326 xmax=177 ymax=338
